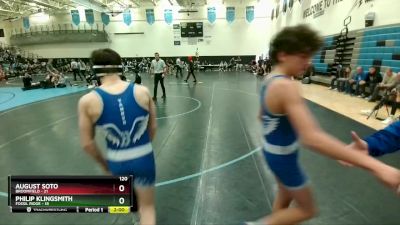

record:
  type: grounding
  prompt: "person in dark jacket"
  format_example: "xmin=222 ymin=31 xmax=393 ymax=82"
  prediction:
xmin=185 ymin=56 xmax=197 ymax=83
xmin=360 ymin=67 xmax=382 ymax=98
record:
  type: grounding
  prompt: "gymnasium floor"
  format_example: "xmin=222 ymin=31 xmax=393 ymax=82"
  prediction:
xmin=0 ymin=71 xmax=399 ymax=225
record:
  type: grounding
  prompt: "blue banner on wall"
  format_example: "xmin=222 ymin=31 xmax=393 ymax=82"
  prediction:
xmin=271 ymin=8 xmax=274 ymax=20
xmin=283 ymin=0 xmax=287 ymax=13
xmin=23 ymin=17 xmax=30 ymax=30
xmin=101 ymin=12 xmax=110 ymax=26
xmin=123 ymin=9 xmax=132 ymax=26
xmin=146 ymin=9 xmax=155 ymax=25
xmin=85 ymin=9 xmax=94 ymax=25
xmin=164 ymin=9 xmax=173 ymax=25
xmin=207 ymin=7 xmax=216 ymax=24
xmin=226 ymin=7 xmax=235 ymax=24
xmin=71 ymin=10 xmax=80 ymax=26
xmin=246 ymin=6 xmax=254 ymax=23
xmin=275 ymin=4 xmax=280 ymax=18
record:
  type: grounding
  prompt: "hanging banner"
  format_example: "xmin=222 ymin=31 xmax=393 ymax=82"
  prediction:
xmin=23 ymin=17 xmax=30 ymax=30
xmin=85 ymin=9 xmax=94 ymax=25
xmin=275 ymin=4 xmax=280 ymax=18
xmin=226 ymin=7 xmax=235 ymax=24
xmin=283 ymin=0 xmax=287 ymax=13
xmin=164 ymin=9 xmax=173 ymax=25
xmin=207 ymin=7 xmax=216 ymax=24
xmin=71 ymin=10 xmax=80 ymax=26
xmin=123 ymin=9 xmax=132 ymax=26
xmin=246 ymin=6 xmax=254 ymax=23
xmin=271 ymin=8 xmax=274 ymax=20
xmin=289 ymin=0 xmax=294 ymax=8
xmin=101 ymin=12 xmax=110 ymax=26
xmin=146 ymin=9 xmax=155 ymax=25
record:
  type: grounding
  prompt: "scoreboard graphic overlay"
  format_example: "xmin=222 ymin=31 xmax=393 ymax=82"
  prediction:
xmin=8 ymin=176 xmax=136 ymax=213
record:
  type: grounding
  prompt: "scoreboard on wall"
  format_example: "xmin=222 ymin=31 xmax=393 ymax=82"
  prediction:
xmin=8 ymin=176 xmax=136 ymax=213
xmin=180 ymin=22 xmax=203 ymax=38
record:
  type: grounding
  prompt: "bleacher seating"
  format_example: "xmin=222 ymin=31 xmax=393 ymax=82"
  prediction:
xmin=312 ymin=36 xmax=335 ymax=75
xmin=311 ymin=24 xmax=400 ymax=85
xmin=356 ymin=25 xmax=400 ymax=73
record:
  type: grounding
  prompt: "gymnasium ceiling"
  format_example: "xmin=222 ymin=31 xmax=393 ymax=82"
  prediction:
xmin=0 ymin=0 xmax=250 ymax=19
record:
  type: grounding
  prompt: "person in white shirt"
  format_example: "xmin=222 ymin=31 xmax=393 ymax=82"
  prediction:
xmin=150 ymin=52 xmax=167 ymax=100
xmin=175 ymin=57 xmax=183 ymax=78
xmin=71 ymin=59 xmax=83 ymax=81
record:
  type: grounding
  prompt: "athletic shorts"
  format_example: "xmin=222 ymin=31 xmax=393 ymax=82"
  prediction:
xmin=108 ymin=151 xmax=156 ymax=187
xmin=263 ymin=149 xmax=308 ymax=190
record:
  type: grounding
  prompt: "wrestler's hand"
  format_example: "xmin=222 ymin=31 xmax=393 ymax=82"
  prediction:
xmin=339 ymin=131 xmax=368 ymax=167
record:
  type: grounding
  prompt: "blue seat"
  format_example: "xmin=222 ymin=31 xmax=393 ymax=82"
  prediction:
xmin=383 ymin=48 xmax=391 ymax=53
xmin=388 ymin=27 xmax=397 ymax=33
xmin=392 ymin=67 xmax=400 ymax=73
xmin=358 ymin=53 xmax=366 ymax=59
xmin=382 ymin=53 xmax=392 ymax=60
xmin=382 ymin=60 xmax=400 ymax=67
xmin=391 ymin=60 xmax=400 ymax=67
xmin=368 ymin=41 xmax=375 ymax=47
xmin=392 ymin=47 xmax=400 ymax=53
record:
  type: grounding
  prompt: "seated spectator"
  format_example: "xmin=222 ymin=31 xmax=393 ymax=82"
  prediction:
xmin=0 ymin=65 xmax=7 ymax=82
xmin=368 ymin=68 xmax=397 ymax=102
xmin=40 ymin=72 xmax=56 ymax=89
xmin=328 ymin=64 xmax=343 ymax=90
xmin=361 ymin=73 xmax=400 ymax=124
xmin=223 ymin=61 xmax=228 ymax=71
xmin=346 ymin=66 xmax=366 ymax=95
xmin=54 ymin=73 xmax=70 ymax=88
xmin=235 ymin=56 xmax=243 ymax=71
xmin=219 ymin=61 xmax=225 ymax=72
xmin=382 ymin=73 xmax=400 ymax=124
xmin=359 ymin=67 xmax=381 ymax=98
xmin=336 ymin=66 xmax=352 ymax=92
xmin=22 ymin=72 xmax=41 ymax=90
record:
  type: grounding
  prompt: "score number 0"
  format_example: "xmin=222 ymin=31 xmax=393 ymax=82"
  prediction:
xmin=118 ymin=176 xmax=128 ymax=205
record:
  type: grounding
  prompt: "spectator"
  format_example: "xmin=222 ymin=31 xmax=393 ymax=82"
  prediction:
xmin=337 ymin=66 xmax=352 ymax=92
xmin=71 ymin=59 xmax=83 ymax=81
xmin=328 ymin=64 xmax=343 ymax=90
xmin=21 ymin=72 xmax=41 ymax=90
xmin=175 ymin=57 xmax=183 ymax=78
xmin=219 ymin=61 xmax=225 ymax=72
xmin=346 ymin=66 xmax=366 ymax=96
xmin=0 ymin=65 xmax=7 ymax=82
xmin=359 ymin=67 xmax=381 ymax=98
xmin=382 ymin=73 xmax=400 ymax=124
xmin=54 ymin=73 xmax=70 ymax=88
xmin=368 ymin=68 xmax=397 ymax=102
xmin=235 ymin=56 xmax=242 ymax=71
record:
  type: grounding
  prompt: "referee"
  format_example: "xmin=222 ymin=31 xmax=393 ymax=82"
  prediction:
xmin=151 ymin=52 xmax=167 ymax=100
